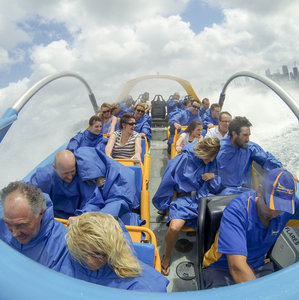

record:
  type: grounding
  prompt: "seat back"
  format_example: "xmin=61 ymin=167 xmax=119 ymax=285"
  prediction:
xmin=170 ymin=126 xmax=187 ymax=159
xmin=151 ymin=95 xmax=166 ymax=120
xmin=126 ymin=225 xmax=161 ymax=272
xmin=196 ymin=194 xmax=239 ymax=290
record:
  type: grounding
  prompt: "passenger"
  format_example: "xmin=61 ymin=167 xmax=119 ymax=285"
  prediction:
xmin=182 ymin=96 xmax=191 ymax=110
xmin=105 ymin=113 xmax=142 ymax=164
xmin=205 ymin=111 xmax=232 ymax=140
xmin=133 ymin=103 xmax=152 ymax=142
xmin=0 ymin=181 xmax=68 ymax=270
xmin=167 ymin=99 xmax=202 ymax=152
xmin=199 ymin=97 xmax=210 ymax=119
xmin=112 ymin=102 xmax=130 ymax=118
xmin=135 ymin=92 xmax=151 ymax=115
xmin=167 ymin=92 xmax=183 ymax=119
xmin=60 ymin=212 xmax=169 ymax=292
xmin=74 ymin=146 xmax=142 ymax=224
xmin=29 ymin=149 xmax=104 ymax=221
xmin=175 ymin=120 xmax=204 ymax=153
xmin=98 ymin=103 xmax=118 ymax=137
xmin=153 ymin=138 xmax=221 ymax=276
xmin=66 ymin=115 xmax=107 ymax=153
xmin=217 ymin=116 xmax=285 ymax=194
xmin=123 ymin=95 xmax=135 ymax=113
xmin=202 ymin=168 xmax=299 ymax=288
xmin=202 ymin=103 xmax=221 ymax=130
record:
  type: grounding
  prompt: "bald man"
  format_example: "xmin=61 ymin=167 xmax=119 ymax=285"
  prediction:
xmin=29 ymin=149 xmax=105 ymax=220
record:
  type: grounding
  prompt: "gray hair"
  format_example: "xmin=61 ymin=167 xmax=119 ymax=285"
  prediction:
xmin=0 ymin=181 xmax=46 ymax=217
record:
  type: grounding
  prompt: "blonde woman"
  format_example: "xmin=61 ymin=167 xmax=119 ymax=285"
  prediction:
xmin=152 ymin=138 xmax=221 ymax=276
xmin=61 ymin=212 xmax=168 ymax=292
xmin=98 ymin=103 xmax=118 ymax=137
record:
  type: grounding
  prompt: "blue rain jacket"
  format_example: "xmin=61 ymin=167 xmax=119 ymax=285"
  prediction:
xmin=167 ymin=97 xmax=183 ymax=117
xmin=167 ymin=108 xmax=202 ymax=144
xmin=217 ymin=137 xmax=282 ymax=192
xmin=202 ymin=110 xmax=218 ymax=130
xmin=199 ymin=107 xmax=209 ymax=119
xmin=134 ymin=115 xmax=152 ymax=141
xmin=59 ymin=254 xmax=169 ymax=292
xmin=152 ymin=143 xmax=221 ymax=227
xmin=74 ymin=147 xmax=142 ymax=225
xmin=67 ymin=129 xmax=108 ymax=153
xmin=115 ymin=103 xmax=131 ymax=118
xmin=0 ymin=194 xmax=68 ymax=270
xmin=29 ymin=165 xmax=105 ymax=219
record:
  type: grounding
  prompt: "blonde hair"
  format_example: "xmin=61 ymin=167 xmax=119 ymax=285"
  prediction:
xmin=135 ymin=103 xmax=146 ymax=110
xmin=66 ymin=212 xmax=142 ymax=278
xmin=193 ymin=137 xmax=220 ymax=160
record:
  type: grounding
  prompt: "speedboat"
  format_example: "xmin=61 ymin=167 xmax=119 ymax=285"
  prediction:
xmin=0 ymin=71 xmax=299 ymax=299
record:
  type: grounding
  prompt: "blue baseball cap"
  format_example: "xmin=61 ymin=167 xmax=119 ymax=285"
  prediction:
xmin=263 ymin=168 xmax=296 ymax=214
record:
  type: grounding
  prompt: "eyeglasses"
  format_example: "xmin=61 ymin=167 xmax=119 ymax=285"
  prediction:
xmin=192 ymin=105 xmax=200 ymax=110
xmin=136 ymin=109 xmax=145 ymax=114
xmin=126 ymin=122 xmax=136 ymax=126
xmin=102 ymin=110 xmax=110 ymax=114
xmin=87 ymin=251 xmax=107 ymax=260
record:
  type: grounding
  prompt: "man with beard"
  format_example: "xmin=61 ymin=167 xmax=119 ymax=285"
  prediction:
xmin=217 ymin=116 xmax=283 ymax=194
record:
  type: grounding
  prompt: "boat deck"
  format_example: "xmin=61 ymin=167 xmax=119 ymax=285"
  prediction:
xmin=148 ymin=128 xmax=198 ymax=292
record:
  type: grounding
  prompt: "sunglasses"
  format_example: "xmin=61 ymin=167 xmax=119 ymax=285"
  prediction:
xmin=102 ymin=110 xmax=110 ymax=114
xmin=126 ymin=122 xmax=136 ymax=126
xmin=136 ymin=109 xmax=145 ymax=113
xmin=192 ymin=105 xmax=200 ymax=110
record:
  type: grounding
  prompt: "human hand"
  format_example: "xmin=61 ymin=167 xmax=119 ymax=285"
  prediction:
xmin=174 ymin=123 xmax=181 ymax=130
xmin=201 ymin=173 xmax=215 ymax=181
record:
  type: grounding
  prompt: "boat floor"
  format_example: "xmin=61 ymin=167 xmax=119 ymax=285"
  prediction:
xmin=148 ymin=130 xmax=198 ymax=292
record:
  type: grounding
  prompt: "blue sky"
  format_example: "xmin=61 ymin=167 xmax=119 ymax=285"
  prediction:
xmin=181 ymin=0 xmax=223 ymax=33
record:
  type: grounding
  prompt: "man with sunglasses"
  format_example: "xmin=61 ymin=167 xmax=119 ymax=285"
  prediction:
xmin=202 ymin=168 xmax=299 ymax=288
xmin=167 ymin=99 xmax=202 ymax=152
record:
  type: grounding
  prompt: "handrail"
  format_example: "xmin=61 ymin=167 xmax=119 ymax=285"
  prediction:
xmin=12 ymin=71 xmax=99 ymax=113
xmin=219 ymin=71 xmax=299 ymax=121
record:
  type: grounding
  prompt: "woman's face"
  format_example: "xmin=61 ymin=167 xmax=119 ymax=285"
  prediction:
xmin=83 ymin=244 xmax=108 ymax=271
xmin=89 ymin=121 xmax=102 ymax=135
xmin=101 ymin=107 xmax=111 ymax=118
xmin=192 ymin=125 xmax=203 ymax=138
xmin=202 ymin=154 xmax=217 ymax=165
xmin=134 ymin=105 xmax=145 ymax=120
xmin=123 ymin=118 xmax=136 ymax=133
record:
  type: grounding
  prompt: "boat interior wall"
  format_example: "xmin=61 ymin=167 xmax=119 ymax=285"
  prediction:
xmin=196 ymin=194 xmax=240 ymax=290
xmin=0 ymin=108 xmax=18 ymax=143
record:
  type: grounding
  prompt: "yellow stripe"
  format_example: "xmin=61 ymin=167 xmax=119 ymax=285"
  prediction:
xmin=287 ymin=220 xmax=299 ymax=227
xmin=247 ymin=196 xmax=252 ymax=212
xmin=203 ymin=232 xmax=222 ymax=268
xmin=270 ymin=172 xmax=283 ymax=210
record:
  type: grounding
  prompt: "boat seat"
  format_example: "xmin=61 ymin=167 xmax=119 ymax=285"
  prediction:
xmin=151 ymin=94 xmax=166 ymax=120
xmin=115 ymin=159 xmax=150 ymax=228
xmin=126 ymin=225 xmax=161 ymax=272
xmin=196 ymin=194 xmax=239 ymax=290
xmin=170 ymin=126 xmax=187 ymax=159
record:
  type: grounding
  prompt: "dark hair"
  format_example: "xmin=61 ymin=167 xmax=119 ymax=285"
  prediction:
xmin=0 ymin=181 xmax=46 ymax=217
xmin=184 ymin=120 xmax=203 ymax=134
xmin=210 ymin=103 xmax=220 ymax=111
xmin=219 ymin=111 xmax=232 ymax=121
xmin=228 ymin=116 xmax=252 ymax=136
xmin=202 ymin=98 xmax=209 ymax=104
xmin=119 ymin=113 xmax=135 ymax=129
xmin=89 ymin=115 xmax=102 ymax=126
xmin=191 ymin=99 xmax=200 ymax=106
